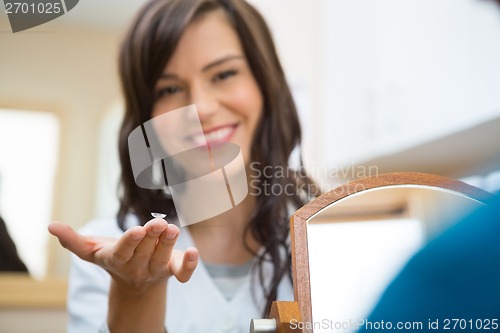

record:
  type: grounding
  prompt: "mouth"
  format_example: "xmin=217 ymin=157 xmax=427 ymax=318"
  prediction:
xmin=188 ymin=123 xmax=239 ymax=147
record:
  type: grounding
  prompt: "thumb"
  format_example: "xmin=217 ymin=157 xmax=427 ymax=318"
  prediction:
xmin=170 ymin=247 xmax=199 ymax=283
xmin=48 ymin=222 xmax=97 ymax=262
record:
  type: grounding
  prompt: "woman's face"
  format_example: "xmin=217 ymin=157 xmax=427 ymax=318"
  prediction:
xmin=151 ymin=9 xmax=263 ymax=166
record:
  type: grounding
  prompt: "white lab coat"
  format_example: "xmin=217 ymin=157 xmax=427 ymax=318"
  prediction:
xmin=67 ymin=216 xmax=294 ymax=333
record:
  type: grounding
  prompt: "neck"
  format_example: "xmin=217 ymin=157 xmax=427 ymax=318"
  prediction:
xmin=188 ymin=193 xmax=259 ymax=264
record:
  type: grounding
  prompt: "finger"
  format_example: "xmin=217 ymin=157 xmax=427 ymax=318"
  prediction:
xmin=48 ymin=222 xmax=97 ymax=262
xmin=132 ymin=218 xmax=168 ymax=260
xmin=149 ymin=224 xmax=179 ymax=273
xmin=170 ymin=247 xmax=198 ymax=283
xmin=108 ymin=226 xmax=146 ymax=265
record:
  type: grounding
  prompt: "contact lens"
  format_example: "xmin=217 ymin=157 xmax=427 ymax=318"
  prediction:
xmin=151 ymin=212 xmax=167 ymax=219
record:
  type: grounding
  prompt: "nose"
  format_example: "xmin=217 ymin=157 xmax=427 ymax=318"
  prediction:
xmin=190 ymin=83 xmax=219 ymax=122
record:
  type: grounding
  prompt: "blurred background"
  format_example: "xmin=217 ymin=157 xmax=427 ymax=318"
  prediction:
xmin=1 ymin=0 xmax=500 ymax=331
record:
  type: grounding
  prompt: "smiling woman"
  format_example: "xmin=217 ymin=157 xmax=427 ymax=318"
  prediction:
xmin=48 ymin=1 xmax=316 ymax=333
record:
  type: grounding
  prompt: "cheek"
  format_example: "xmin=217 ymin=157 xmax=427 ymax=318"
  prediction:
xmin=149 ymin=108 xmax=189 ymax=155
xmin=153 ymin=92 xmax=189 ymax=117
xmin=224 ymin=79 xmax=263 ymax=127
xmin=151 ymin=108 xmax=178 ymax=135
xmin=225 ymin=81 xmax=263 ymax=165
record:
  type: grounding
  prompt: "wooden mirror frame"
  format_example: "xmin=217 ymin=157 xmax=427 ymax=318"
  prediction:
xmin=276 ymin=172 xmax=492 ymax=332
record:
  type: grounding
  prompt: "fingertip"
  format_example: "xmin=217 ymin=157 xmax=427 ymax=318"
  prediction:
xmin=146 ymin=217 xmax=169 ymax=225
xmin=125 ymin=226 xmax=146 ymax=241
xmin=185 ymin=247 xmax=198 ymax=262
xmin=48 ymin=221 xmax=61 ymax=230
xmin=47 ymin=222 xmax=57 ymax=234
xmin=46 ymin=223 xmax=77 ymax=250
xmin=168 ymin=223 xmax=179 ymax=232
xmin=173 ymin=249 xmax=199 ymax=283
xmin=163 ymin=224 xmax=179 ymax=240
xmin=187 ymin=251 xmax=198 ymax=262
xmin=48 ymin=222 xmax=70 ymax=236
xmin=145 ymin=218 xmax=169 ymax=234
xmin=186 ymin=246 xmax=198 ymax=253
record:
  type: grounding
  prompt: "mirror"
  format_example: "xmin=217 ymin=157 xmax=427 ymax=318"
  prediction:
xmin=307 ymin=186 xmax=483 ymax=332
xmin=288 ymin=173 xmax=491 ymax=333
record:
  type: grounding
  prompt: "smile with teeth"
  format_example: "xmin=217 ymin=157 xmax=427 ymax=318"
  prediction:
xmin=190 ymin=124 xmax=238 ymax=147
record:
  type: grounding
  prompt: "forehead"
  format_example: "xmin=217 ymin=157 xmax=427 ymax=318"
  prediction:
xmin=165 ymin=9 xmax=244 ymax=73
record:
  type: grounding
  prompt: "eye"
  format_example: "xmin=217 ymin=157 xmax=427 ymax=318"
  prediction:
xmin=212 ymin=69 xmax=237 ymax=82
xmin=155 ymin=85 xmax=183 ymax=99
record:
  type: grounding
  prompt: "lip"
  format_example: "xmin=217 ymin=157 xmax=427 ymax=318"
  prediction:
xmin=187 ymin=123 xmax=239 ymax=148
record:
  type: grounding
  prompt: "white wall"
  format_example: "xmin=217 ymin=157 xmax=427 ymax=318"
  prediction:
xmin=107 ymin=0 xmax=492 ymax=184
xmin=0 ymin=18 xmax=122 ymax=276
xmin=253 ymin=0 xmax=500 ymax=174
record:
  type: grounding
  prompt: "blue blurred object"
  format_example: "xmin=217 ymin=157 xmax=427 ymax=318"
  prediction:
xmin=359 ymin=195 xmax=500 ymax=332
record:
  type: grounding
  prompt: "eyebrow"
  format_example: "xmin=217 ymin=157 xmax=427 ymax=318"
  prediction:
xmin=201 ymin=55 xmax=244 ymax=72
xmin=159 ymin=55 xmax=244 ymax=79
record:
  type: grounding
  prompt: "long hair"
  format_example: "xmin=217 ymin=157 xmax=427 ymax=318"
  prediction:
xmin=117 ymin=0 xmax=317 ymax=316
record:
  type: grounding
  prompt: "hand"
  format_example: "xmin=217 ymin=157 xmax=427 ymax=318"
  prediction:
xmin=48 ymin=218 xmax=198 ymax=291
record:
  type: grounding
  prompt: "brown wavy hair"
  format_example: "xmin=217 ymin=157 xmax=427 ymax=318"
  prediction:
xmin=117 ymin=0 xmax=317 ymax=316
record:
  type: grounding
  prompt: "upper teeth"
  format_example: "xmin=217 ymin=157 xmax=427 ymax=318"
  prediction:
xmin=191 ymin=127 xmax=233 ymax=146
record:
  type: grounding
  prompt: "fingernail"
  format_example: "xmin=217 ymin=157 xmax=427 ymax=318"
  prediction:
xmin=165 ymin=227 xmax=177 ymax=239
xmin=188 ymin=252 xmax=197 ymax=262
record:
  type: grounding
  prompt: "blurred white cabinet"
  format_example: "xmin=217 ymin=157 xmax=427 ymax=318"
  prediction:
xmin=315 ymin=0 xmax=500 ymax=170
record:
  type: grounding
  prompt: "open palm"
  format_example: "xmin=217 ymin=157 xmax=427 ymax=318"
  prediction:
xmin=48 ymin=218 xmax=198 ymax=289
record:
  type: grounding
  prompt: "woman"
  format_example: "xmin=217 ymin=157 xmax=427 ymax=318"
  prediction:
xmin=49 ymin=0 xmax=316 ymax=332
